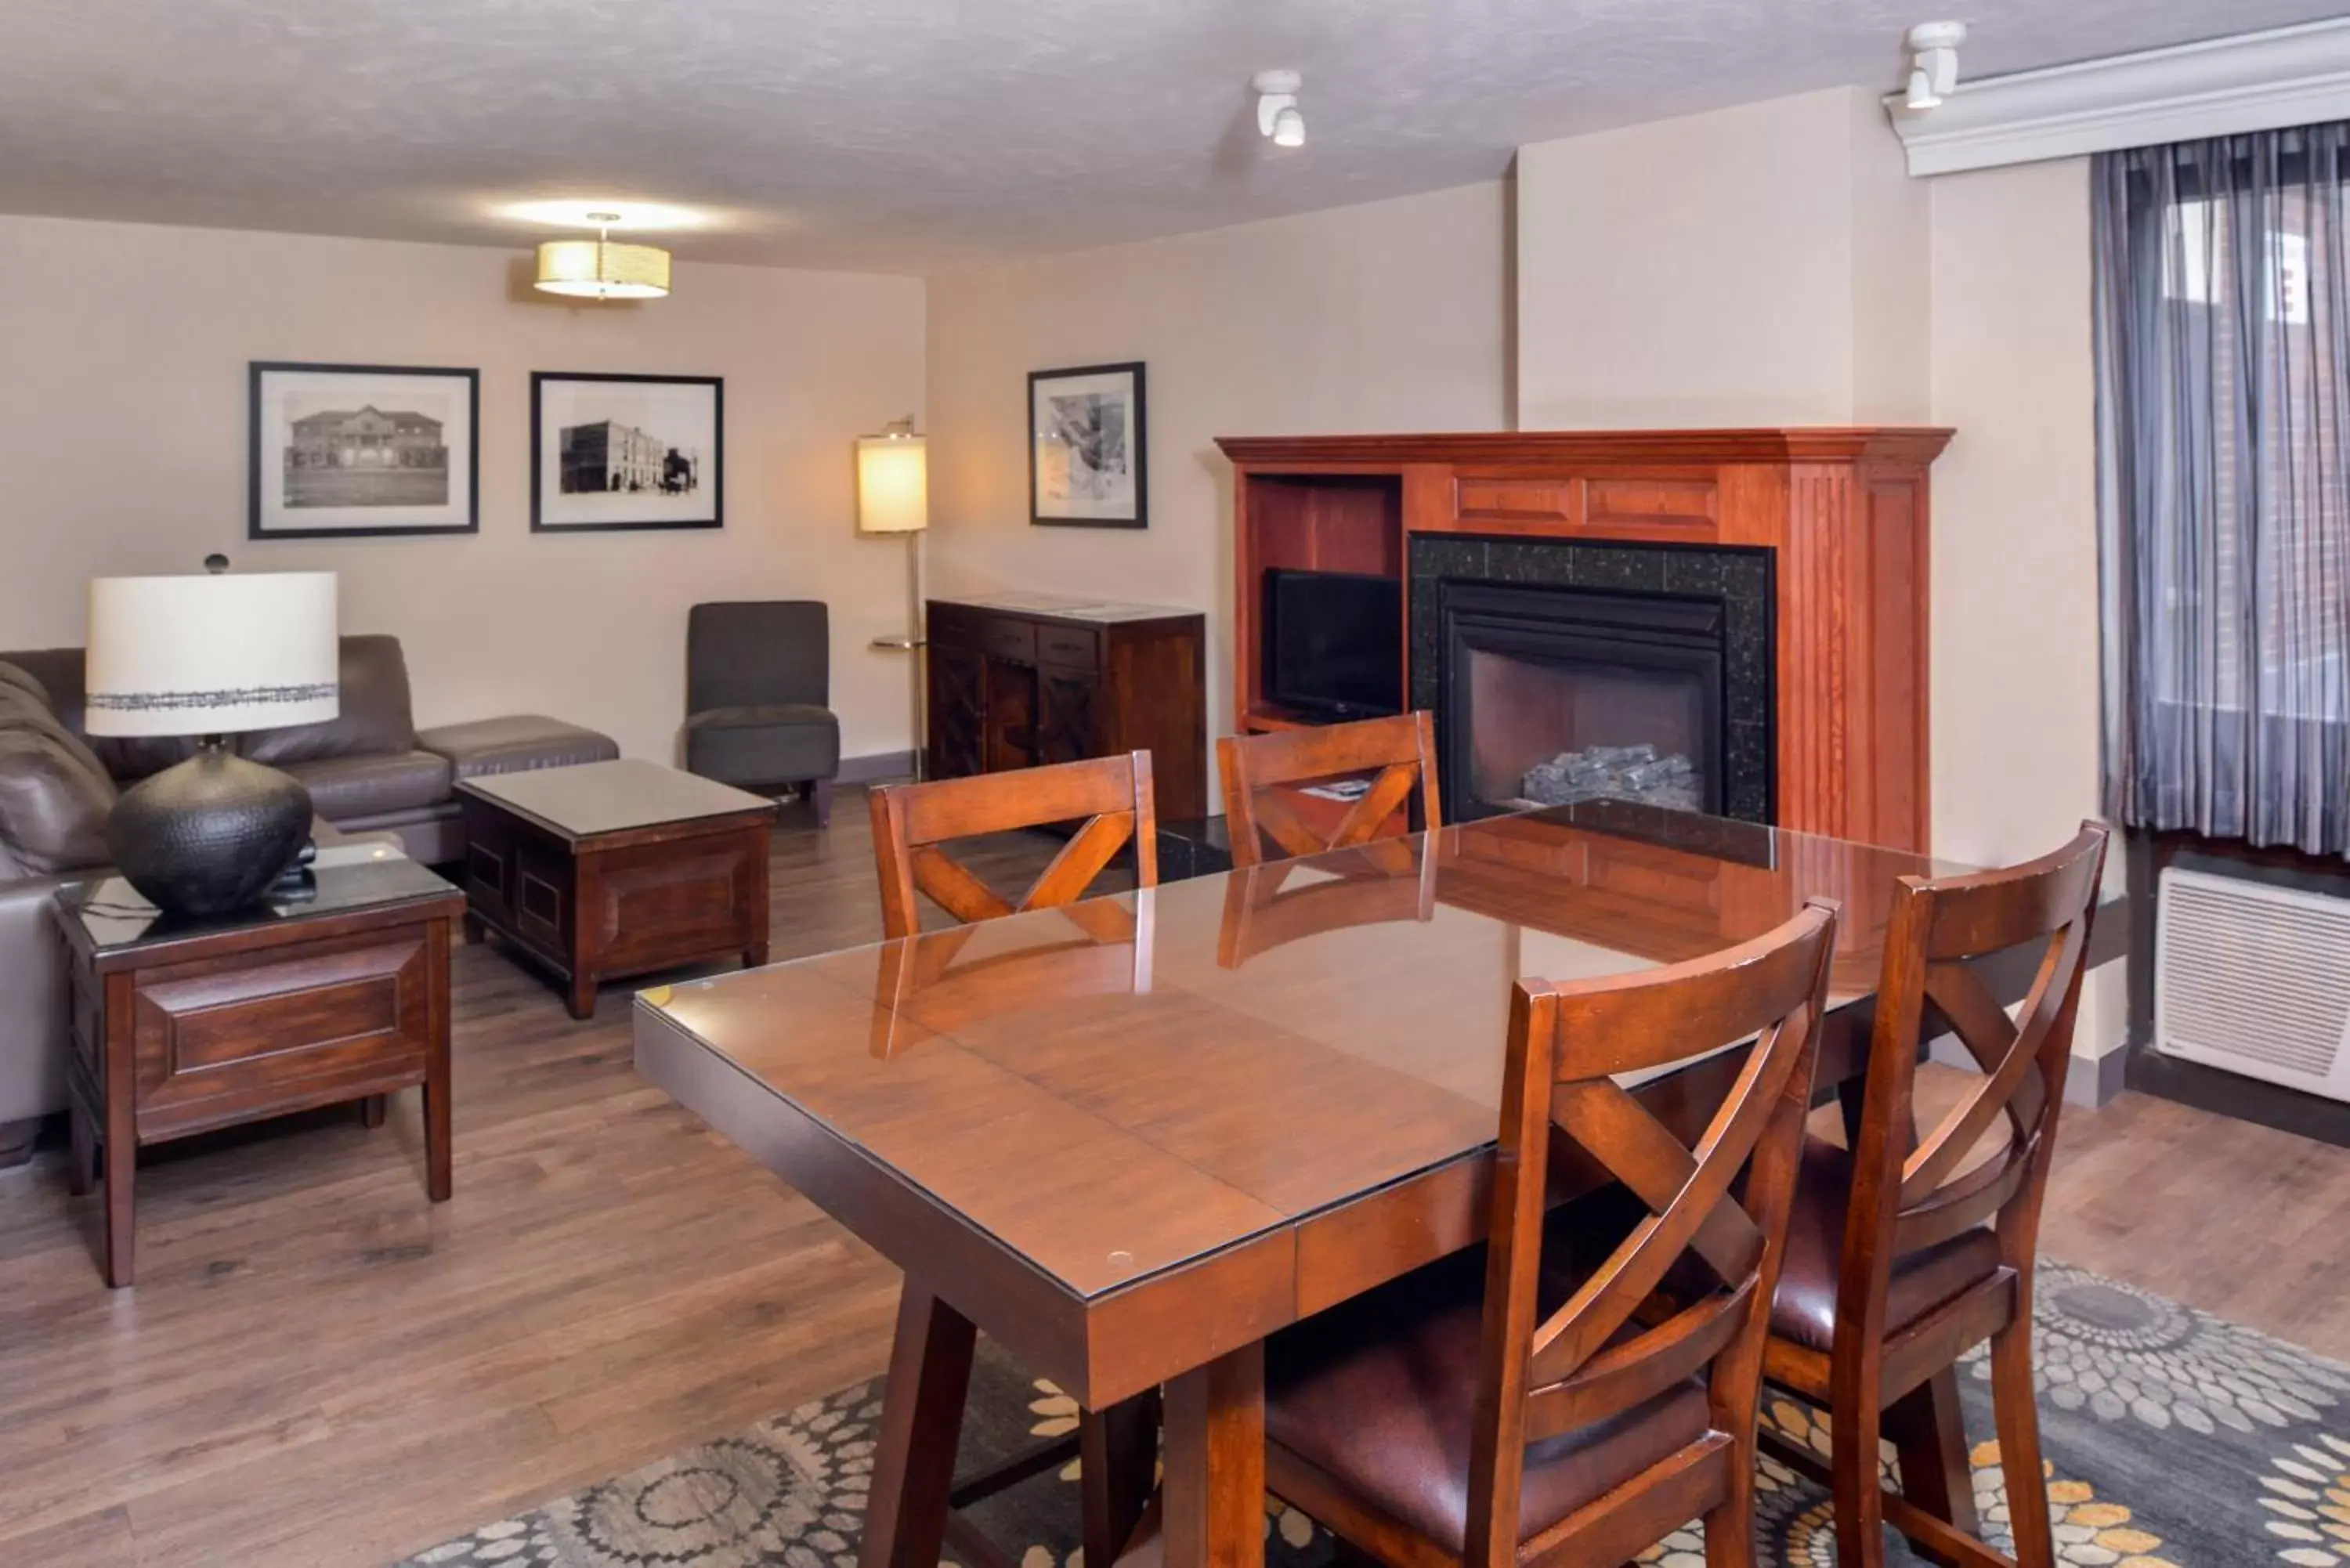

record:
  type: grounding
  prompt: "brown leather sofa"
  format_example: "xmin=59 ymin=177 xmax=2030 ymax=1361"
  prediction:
xmin=0 ymin=635 xmax=616 ymax=1149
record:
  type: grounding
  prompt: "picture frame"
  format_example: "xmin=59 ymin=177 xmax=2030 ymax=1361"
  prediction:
xmin=531 ymin=372 xmax=724 ymax=533
xmin=1029 ymin=361 xmax=1147 ymax=529
xmin=249 ymin=362 xmax=480 ymax=540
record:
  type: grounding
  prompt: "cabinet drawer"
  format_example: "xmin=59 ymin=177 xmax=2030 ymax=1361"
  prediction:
xmin=984 ymin=619 xmax=1036 ymax=663
xmin=1037 ymin=624 xmax=1100 ymax=669
xmin=927 ymin=601 xmax=985 ymax=649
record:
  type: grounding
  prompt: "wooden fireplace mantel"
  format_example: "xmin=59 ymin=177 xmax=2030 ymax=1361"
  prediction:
xmin=1215 ymin=427 xmax=1954 ymax=852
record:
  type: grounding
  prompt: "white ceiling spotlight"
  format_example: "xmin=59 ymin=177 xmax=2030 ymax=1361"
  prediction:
xmin=1904 ymin=21 xmax=1968 ymax=110
xmin=1253 ymin=69 xmax=1305 ymax=148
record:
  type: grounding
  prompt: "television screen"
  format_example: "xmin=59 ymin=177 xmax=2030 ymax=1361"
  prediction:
xmin=1263 ymin=569 xmax=1404 ymax=717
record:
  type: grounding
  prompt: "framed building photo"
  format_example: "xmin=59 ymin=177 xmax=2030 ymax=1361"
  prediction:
xmin=1029 ymin=361 xmax=1146 ymax=529
xmin=532 ymin=372 xmax=722 ymax=533
xmin=249 ymin=362 xmax=479 ymax=539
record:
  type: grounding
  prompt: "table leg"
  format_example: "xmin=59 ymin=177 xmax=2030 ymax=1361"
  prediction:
xmin=1887 ymin=1366 xmax=1979 ymax=1566
xmin=360 ymin=1093 xmax=389 ymax=1129
xmin=67 ymin=1102 xmax=96 ymax=1198
xmin=101 ymin=1116 xmax=136 ymax=1289
xmin=425 ymin=916 xmax=454 ymax=1202
xmin=567 ymin=973 xmax=598 ymax=1021
xmin=860 ymin=1281 xmax=976 ymax=1568
xmin=1163 ymin=1342 xmax=1265 ymax=1568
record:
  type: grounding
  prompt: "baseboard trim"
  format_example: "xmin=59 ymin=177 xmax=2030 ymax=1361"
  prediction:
xmin=837 ymin=751 xmax=917 ymax=785
xmin=1926 ymin=1035 xmax=2128 ymax=1108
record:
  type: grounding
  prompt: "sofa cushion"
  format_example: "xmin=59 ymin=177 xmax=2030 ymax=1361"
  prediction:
xmin=284 ymin=750 xmax=454 ymax=822
xmin=0 ymin=666 xmax=114 ymax=788
xmin=684 ymin=704 xmax=840 ymax=786
xmin=243 ymin=634 xmax=418 ymax=767
xmin=416 ymin=714 xmax=619 ymax=780
xmin=0 ymin=716 xmax=118 ymax=875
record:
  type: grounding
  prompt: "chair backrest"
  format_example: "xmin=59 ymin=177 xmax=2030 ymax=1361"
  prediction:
xmin=1217 ymin=711 xmax=1441 ymax=868
xmin=688 ymin=601 xmax=830 ymax=714
xmin=1842 ymin=822 xmax=2110 ymax=1300
xmin=1464 ymin=899 xmax=1840 ymax=1559
xmin=866 ymin=752 xmax=1159 ymax=940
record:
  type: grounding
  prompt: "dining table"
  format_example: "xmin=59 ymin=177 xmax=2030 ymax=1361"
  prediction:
xmin=631 ymin=799 xmax=2120 ymax=1568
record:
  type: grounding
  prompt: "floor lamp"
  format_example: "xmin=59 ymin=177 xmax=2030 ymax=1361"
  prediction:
xmin=858 ymin=418 xmax=928 ymax=780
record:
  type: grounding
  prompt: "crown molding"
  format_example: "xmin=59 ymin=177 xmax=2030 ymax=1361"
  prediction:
xmin=1888 ymin=18 xmax=2350 ymax=176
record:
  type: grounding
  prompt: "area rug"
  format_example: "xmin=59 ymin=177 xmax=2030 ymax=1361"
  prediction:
xmin=400 ymin=1263 xmax=2350 ymax=1568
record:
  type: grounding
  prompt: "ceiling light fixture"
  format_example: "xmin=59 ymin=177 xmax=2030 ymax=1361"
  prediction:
xmin=1904 ymin=21 xmax=1967 ymax=111
xmin=1253 ymin=69 xmax=1305 ymax=148
xmin=534 ymin=211 xmax=672 ymax=301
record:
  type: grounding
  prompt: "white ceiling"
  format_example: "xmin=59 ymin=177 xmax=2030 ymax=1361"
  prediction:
xmin=3 ymin=0 xmax=2344 ymax=274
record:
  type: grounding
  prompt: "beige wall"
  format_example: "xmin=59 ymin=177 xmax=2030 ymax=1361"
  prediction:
xmin=0 ymin=215 xmax=926 ymax=763
xmin=1517 ymin=87 xmax=1929 ymax=428
xmin=924 ymin=182 xmax=1513 ymax=752
xmin=1927 ymin=157 xmax=2125 ymax=1060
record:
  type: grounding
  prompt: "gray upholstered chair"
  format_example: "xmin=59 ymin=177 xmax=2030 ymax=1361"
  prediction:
xmin=685 ymin=602 xmax=841 ymax=826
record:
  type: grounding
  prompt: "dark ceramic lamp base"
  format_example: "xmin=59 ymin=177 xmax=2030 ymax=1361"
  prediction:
xmin=106 ymin=740 xmax=314 ymax=916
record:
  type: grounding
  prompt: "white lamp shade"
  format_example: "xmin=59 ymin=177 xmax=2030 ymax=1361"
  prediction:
xmin=535 ymin=238 xmax=672 ymax=299
xmin=85 ymin=573 xmax=340 ymax=737
xmin=857 ymin=432 xmax=929 ymax=534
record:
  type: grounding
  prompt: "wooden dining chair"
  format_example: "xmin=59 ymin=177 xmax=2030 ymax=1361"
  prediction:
xmin=1264 ymin=898 xmax=1841 ymax=1568
xmin=863 ymin=751 xmax=1160 ymax=1568
xmin=1218 ymin=710 xmax=1441 ymax=868
xmin=1759 ymin=822 xmax=2110 ymax=1568
xmin=868 ymin=751 xmax=1158 ymax=939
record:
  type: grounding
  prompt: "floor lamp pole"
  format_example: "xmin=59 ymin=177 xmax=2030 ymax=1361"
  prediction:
xmin=906 ymin=529 xmax=927 ymax=780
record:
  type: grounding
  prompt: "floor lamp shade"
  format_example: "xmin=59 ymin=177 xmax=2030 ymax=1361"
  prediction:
xmin=85 ymin=573 xmax=340 ymax=738
xmin=856 ymin=432 xmax=928 ymax=534
xmin=85 ymin=570 xmax=339 ymax=916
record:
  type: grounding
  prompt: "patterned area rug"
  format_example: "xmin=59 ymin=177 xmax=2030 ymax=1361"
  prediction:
xmin=401 ymin=1263 xmax=2350 ymax=1568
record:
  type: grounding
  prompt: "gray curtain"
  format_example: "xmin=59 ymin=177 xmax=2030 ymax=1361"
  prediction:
xmin=2095 ymin=125 xmax=2350 ymax=856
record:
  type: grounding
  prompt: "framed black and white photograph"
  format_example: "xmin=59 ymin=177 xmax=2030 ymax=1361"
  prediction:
xmin=532 ymin=372 xmax=722 ymax=533
xmin=249 ymin=362 xmax=479 ymax=539
xmin=1029 ymin=361 xmax=1146 ymax=529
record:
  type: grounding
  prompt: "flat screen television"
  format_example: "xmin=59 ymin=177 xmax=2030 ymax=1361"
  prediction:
xmin=1262 ymin=569 xmax=1404 ymax=717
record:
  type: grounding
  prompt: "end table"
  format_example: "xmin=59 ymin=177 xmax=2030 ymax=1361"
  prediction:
xmin=55 ymin=848 xmax=464 ymax=1288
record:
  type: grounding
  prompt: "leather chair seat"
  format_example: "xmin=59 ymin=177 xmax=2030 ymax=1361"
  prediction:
xmin=1266 ymin=1249 xmax=1712 ymax=1553
xmin=284 ymin=750 xmax=454 ymax=821
xmin=1770 ymin=1135 xmax=2004 ymax=1353
xmin=684 ymin=703 xmax=841 ymax=785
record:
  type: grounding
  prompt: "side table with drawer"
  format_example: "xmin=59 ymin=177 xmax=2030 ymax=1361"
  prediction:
xmin=56 ymin=848 xmax=464 ymax=1288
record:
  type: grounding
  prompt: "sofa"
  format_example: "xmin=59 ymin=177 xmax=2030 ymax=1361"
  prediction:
xmin=0 ymin=634 xmax=616 ymax=1147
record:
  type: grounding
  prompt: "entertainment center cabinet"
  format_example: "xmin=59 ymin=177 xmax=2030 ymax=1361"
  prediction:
xmin=924 ymin=593 xmax=1209 ymax=820
xmin=1215 ymin=429 xmax=1952 ymax=851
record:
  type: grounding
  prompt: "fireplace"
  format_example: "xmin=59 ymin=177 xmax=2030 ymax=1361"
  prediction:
xmin=1409 ymin=537 xmax=1775 ymax=825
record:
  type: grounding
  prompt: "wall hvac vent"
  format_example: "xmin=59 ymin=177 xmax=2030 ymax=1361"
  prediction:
xmin=2156 ymin=866 xmax=2350 ymax=1101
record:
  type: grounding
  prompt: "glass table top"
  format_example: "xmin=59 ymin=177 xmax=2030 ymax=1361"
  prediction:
xmin=456 ymin=758 xmax=775 ymax=840
xmin=59 ymin=842 xmax=457 ymax=957
xmin=638 ymin=801 xmax=1962 ymax=1302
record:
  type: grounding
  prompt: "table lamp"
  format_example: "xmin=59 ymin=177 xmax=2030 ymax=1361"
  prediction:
xmin=85 ymin=559 xmax=340 ymax=915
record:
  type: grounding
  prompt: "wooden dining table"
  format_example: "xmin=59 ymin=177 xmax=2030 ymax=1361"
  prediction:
xmin=632 ymin=800 xmax=2105 ymax=1568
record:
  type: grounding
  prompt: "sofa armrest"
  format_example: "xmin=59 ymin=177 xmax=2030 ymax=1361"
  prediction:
xmin=0 ymin=870 xmax=70 ymax=1122
xmin=416 ymin=716 xmax=619 ymax=781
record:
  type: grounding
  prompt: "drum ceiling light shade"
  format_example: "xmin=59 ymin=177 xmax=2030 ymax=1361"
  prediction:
xmin=534 ymin=235 xmax=672 ymax=300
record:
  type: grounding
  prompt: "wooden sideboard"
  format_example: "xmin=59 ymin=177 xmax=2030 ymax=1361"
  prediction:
xmin=1213 ymin=429 xmax=1953 ymax=852
xmin=924 ymin=594 xmax=1208 ymax=821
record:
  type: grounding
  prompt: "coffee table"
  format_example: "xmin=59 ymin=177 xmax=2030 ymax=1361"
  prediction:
xmin=56 ymin=843 xmax=464 ymax=1287
xmin=455 ymin=759 xmax=777 ymax=1019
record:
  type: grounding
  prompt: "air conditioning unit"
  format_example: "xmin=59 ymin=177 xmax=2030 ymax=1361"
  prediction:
xmin=2156 ymin=866 xmax=2350 ymax=1102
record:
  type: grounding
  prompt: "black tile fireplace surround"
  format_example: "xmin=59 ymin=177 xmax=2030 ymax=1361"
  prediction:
xmin=1408 ymin=537 xmax=1776 ymax=826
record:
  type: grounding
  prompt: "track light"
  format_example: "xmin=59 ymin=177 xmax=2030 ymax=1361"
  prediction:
xmin=1904 ymin=21 xmax=1966 ymax=111
xmin=1253 ymin=69 xmax=1304 ymax=148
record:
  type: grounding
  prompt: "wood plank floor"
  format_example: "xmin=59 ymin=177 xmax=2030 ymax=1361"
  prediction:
xmin=2 ymin=788 xmax=2345 ymax=1566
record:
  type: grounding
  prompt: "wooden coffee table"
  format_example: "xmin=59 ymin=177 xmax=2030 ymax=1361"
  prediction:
xmin=456 ymin=760 xmax=777 ymax=1019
